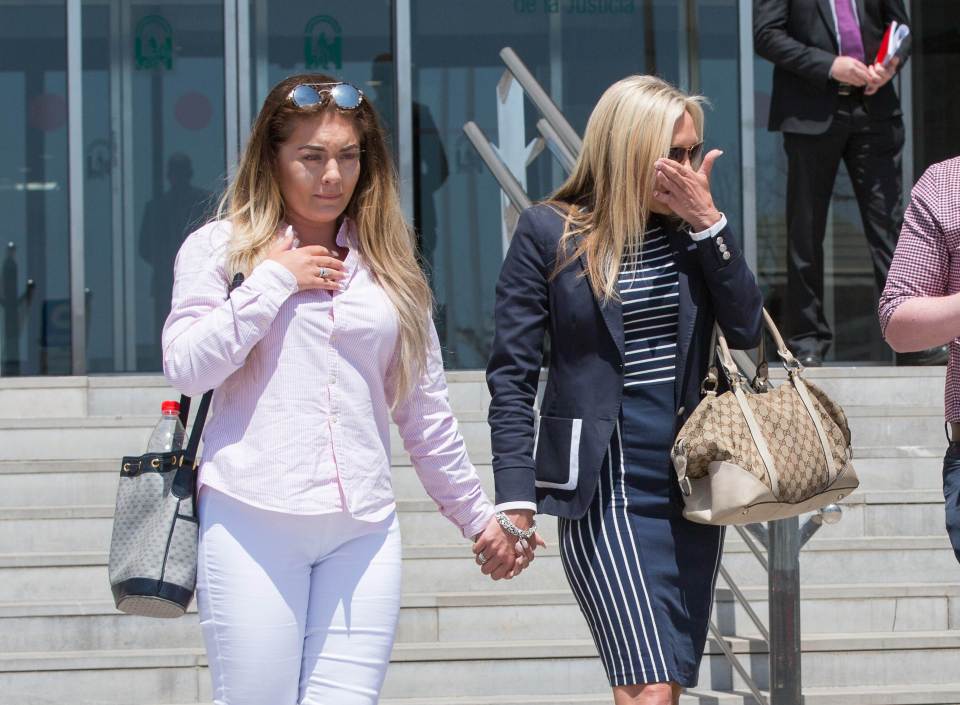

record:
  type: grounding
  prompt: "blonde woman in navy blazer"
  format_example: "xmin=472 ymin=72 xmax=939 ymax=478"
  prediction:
xmin=486 ymin=76 xmax=764 ymax=704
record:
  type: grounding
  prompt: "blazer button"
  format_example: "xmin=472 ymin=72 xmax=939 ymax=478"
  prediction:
xmin=718 ymin=243 xmax=728 ymax=253
xmin=721 ymin=251 xmax=732 ymax=261
xmin=677 ymin=406 xmax=685 ymax=417
xmin=716 ymin=236 xmax=724 ymax=246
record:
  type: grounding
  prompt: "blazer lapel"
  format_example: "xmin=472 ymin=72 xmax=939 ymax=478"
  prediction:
xmin=572 ymin=233 xmax=625 ymax=362
xmin=817 ymin=0 xmax=840 ymax=51
xmin=671 ymin=228 xmax=699 ymax=406
xmin=854 ymin=0 xmax=867 ymax=31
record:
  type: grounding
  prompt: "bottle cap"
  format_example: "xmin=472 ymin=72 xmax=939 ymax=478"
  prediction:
xmin=161 ymin=400 xmax=181 ymax=415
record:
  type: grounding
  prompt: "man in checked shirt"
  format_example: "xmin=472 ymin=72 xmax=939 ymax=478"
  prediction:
xmin=879 ymin=156 xmax=960 ymax=563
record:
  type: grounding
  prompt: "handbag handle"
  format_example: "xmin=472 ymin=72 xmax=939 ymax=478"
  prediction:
xmin=712 ymin=308 xmax=800 ymax=387
xmin=177 ymin=271 xmax=246 ymax=468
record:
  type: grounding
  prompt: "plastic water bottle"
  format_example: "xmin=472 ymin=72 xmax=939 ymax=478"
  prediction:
xmin=146 ymin=400 xmax=186 ymax=453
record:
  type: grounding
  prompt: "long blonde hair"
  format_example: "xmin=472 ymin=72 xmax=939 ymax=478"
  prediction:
xmin=217 ymin=73 xmax=432 ymax=405
xmin=550 ymin=75 xmax=706 ymax=302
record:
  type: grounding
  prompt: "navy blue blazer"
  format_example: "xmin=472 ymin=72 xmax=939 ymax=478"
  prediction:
xmin=486 ymin=204 xmax=764 ymax=520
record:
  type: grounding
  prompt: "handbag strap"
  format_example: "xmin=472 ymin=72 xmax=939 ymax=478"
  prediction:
xmin=177 ymin=271 xmax=246 ymax=468
xmin=789 ymin=371 xmax=839 ymax=485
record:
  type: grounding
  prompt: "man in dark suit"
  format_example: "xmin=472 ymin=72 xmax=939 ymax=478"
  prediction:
xmin=754 ymin=0 xmax=939 ymax=365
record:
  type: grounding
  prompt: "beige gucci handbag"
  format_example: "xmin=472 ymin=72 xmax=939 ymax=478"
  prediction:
xmin=671 ymin=310 xmax=858 ymax=525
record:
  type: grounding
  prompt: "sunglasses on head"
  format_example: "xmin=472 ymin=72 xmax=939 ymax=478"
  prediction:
xmin=288 ymin=82 xmax=364 ymax=111
xmin=668 ymin=141 xmax=704 ymax=168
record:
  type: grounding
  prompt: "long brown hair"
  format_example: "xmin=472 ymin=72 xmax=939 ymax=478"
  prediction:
xmin=550 ymin=75 xmax=706 ymax=302
xmin=216 ymin=73 xmax=432 ymax=405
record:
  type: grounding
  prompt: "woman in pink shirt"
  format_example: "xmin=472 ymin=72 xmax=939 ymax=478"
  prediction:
xmin=161 ymin=73 xmax=532 ymax=705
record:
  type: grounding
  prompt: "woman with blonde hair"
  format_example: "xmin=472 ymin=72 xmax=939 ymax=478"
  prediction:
xmin=162 ymin=73 xmax=534 ymax=704
xmin=486 ymin=75 xmax=764 ymax=704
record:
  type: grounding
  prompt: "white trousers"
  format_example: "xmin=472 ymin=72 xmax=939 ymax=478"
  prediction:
xmin=197 ymin=487 xmax=402 ymax=705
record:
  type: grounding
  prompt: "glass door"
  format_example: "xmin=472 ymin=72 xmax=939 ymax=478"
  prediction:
xmin=0 ymin=1 xmax=71 ymax=376
xmin=82 ymin=0 xmax=225 ymax=373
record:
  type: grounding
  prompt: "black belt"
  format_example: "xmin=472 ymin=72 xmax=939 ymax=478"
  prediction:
xmin=948 ymin=422 xmax=960 ymax=444
xmin=837 ymin=83 xmax=864 ymax=97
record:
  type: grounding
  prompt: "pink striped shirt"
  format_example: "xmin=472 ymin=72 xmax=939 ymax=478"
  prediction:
xmin=162 ymin=219 xmax=493 ymax=538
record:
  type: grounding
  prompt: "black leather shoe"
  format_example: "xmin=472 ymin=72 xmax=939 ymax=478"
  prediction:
xmin=799 ymin=354 xmax=823 ymax=367
xmin=896 ymin=345 xmax=950 ymax=366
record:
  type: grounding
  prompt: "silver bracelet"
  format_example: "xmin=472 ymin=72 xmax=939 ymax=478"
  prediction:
xmin=495 ymin=511 xmax=537 ymax=541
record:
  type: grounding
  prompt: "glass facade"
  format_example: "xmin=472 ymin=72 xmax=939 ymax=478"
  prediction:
xmin=1 ymin=1 xmax=70 ymax=376
xmin=0 ymin=0 xmax=956 ymax=376
xmin=82 ymin=0 xmax=225 ymax=373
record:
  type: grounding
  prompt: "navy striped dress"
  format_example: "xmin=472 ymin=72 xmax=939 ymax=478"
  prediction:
xmin=557 ymin=225 xmax=725 ymax=688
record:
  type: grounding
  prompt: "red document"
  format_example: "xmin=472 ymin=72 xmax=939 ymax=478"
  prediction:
xmin=875 ymin=21 xmax=910 ymax=66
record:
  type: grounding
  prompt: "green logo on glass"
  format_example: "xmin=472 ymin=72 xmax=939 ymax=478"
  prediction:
xmin=304 ymin=15 xmax=342 ymax=71
xmin=135 ymin=15 xmax=173 ymax=71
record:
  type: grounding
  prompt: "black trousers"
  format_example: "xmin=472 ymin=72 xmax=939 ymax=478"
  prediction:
xmin=782 ymin=95 xmax=905 ymax=358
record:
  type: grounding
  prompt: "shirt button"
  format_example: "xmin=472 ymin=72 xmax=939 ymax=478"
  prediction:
xmin=331 ymin=415 xmax=339 ymax=424
xmin=329 ymin=376 xmax=336 ymax=385
xmin=722 ymin=251 xmax=732 ymax=261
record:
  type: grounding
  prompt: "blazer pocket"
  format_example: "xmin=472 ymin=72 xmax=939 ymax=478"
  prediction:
xmin=533 ymin=415 xmax=583 ymax=491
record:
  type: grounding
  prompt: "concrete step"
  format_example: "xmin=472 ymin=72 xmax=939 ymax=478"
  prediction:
xmin=0 ymin=591 xmax=586 ymax=653
xmin=707 ymin=631 xmax=960 ymax=690
xmin=3 ymin=632 xmax=960 ymax=703
xmin=769 ymin=366 xmax=946 ymax=409
xmin=0 ymin=458 xmax=496 ymax=508
xmin=0 ymin=495 xmax=520 ymax=553
xmin=0 ymin=372 xmax=492 ymax=419
xmin=0 ymin=454 xmax=946 ymax=518
xmin=143 ymin=695 xmax=747 ymax=705
xmin=812 ymin=490 xmax=946 ymax=538
xmin=0 ymin=413 xmax=494 ymax=463
xmin=5 ymin=580 xmax=960 ymax=655
xmin=126 ymin=684 xmax=960 ymax=705
xmin=1 ymin=486 xmax=944 ymax=553
xmin=381 ymin=685 xmax=960 ymax=705
xmin=1 ymin=535 xmax=958 ymax=604
xmin=714 ymin=583 xmax=960 ymax=636
xmin=0 ymin=393 xmax=947 ymax=462
xmin=0 ymin=367 xmax=943 ymax=419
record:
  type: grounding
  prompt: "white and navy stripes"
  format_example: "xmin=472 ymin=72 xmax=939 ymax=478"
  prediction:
xmin=559 ymin=422 xmax=673 ymax=686
xmin=620 ymin=228 xmax=679 ymax=388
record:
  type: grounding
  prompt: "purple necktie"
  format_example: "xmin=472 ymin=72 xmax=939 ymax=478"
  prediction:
xmin=835 ymin=0 xmax=865 ymax=61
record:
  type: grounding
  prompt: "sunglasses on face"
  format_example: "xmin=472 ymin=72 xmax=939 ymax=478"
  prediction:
xmin=288 ymin=82 xmax=364 ymax=111
xmin=668 ymin=141 xmax=704 ymax=168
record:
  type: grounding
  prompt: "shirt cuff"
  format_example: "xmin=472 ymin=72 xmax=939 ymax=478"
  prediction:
xmin=689 ymin=213 xmax=727 ymax=241
xmin=494 ymin=501 xmax=538 ymax=514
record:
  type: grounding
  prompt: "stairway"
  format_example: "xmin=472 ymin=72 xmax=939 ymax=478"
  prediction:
xmin=0 ymin=367 xmax=958 ymax=705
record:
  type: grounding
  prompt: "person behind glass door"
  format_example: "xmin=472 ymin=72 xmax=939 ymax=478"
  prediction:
xmin=161 ymin=73 xmax=536 ymax=705
xmin=754 ymin=0 xmax=946 ymax=366
xmin=139 ymin=153 xmax=211 ymax=370
xmin=485 ymin=76 xmax=763 ymax=705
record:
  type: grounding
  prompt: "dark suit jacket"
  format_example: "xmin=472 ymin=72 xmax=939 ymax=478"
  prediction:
xmin=754 ymin=0 xmax=911 ymax=134
xmin=486 ymin=205 xmax=764 ymax=520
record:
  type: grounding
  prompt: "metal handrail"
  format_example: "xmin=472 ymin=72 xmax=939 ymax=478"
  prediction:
xmin=717 ymin=565 xmax=769 ymax=642
xmin=499 ymin=47 xmax=582 ymax=156
xmin=535 ymin=119 xmax=577 ymax=173
xmin=708 ymin=622 xmax=767 ymax=705
xmin=734 ymin=524 xmax=770 ymax=573
xmin=462 ymin=122 xmax=532 ymax=213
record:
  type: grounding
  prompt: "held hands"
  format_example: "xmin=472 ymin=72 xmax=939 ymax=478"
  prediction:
xmin=472 ymin=510 xmax=547 ymax=580
xmin=653 ymin=150 xmax=723 ymax=232
xmin=830 ymin=55 xmax=900 ymax=95
xmin=267 ymin=226 xmax=346 ymax=292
